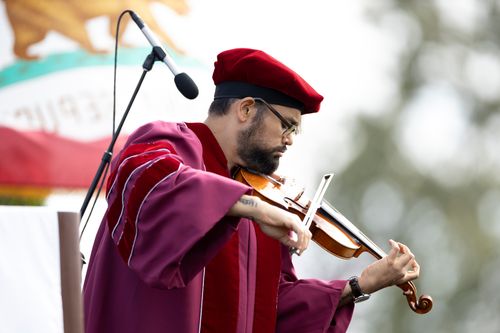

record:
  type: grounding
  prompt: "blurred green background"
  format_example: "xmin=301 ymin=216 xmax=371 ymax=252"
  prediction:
xmin=294 ymin=1 xmax=500 ymax=332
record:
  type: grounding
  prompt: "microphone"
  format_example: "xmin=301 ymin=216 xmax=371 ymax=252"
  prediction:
xmin=129 ymin=10 xmax=199 ymax=99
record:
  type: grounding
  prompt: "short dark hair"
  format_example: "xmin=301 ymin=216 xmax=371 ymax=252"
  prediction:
xmin=208 ymin=98 xmax=238 ymax=116
xmin=208 ymin=97 xmax=268 ymax=121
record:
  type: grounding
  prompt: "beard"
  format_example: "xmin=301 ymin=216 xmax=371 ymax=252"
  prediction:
xmin=236 ymin=118 xmax=286 ymax=175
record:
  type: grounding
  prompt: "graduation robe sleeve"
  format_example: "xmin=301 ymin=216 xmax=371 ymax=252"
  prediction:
xmin=104 ymin=122 xmax=251 ymax=289
xmin=276 ymin=246 xmax=354 ymax=333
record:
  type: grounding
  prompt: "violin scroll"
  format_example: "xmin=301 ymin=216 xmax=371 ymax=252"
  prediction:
xmin=398 ymin=281 xmax=433 ymax=314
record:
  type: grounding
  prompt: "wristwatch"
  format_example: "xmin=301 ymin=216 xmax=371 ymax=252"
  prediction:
xmin=348 ymin=276 xmax=370 ymax=303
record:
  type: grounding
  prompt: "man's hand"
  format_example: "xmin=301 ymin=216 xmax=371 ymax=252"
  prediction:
xmin=358 ymin=239 xmax=420 ymax=294
xmin=228 ymin=195 xmax=312 ymax=255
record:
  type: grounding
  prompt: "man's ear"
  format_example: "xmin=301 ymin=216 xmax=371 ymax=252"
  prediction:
xmin=236 ymin=97 xmax=256 ymax=122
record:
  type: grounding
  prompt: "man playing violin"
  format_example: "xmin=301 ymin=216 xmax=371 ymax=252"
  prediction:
xmin=83 ymin=48 xmax=421 ymax=333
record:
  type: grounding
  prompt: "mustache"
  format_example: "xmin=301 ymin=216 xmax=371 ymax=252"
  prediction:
xmin=273 ymin=146 xmax=287 ymax=154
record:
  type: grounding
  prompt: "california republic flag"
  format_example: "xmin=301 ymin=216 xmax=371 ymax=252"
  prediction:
xmin=0 ymin=0 xmax=208 ymax=202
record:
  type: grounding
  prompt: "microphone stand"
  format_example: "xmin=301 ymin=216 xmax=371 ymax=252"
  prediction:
xmin=79 ymin=49 xmax=158 ymax=263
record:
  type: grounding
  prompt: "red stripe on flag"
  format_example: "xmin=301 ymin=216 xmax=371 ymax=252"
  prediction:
xmin=0 ymin=126 xmax=127 ymax=188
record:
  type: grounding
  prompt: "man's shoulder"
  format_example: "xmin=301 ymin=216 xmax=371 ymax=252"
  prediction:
xmin=131 ymin=120 xmax=183 ymax=138
xmin=126 ymin=121 xmax=198 ymax=145
xmin=122 ymin=121 xmax=205 ymax=167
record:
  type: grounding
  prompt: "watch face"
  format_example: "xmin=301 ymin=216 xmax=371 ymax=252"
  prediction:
xmin=354 ymin=294 xmax=370 ymax=303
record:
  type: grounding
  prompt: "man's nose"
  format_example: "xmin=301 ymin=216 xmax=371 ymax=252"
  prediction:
xmin=282 ymin=132 xmax=294 ymax=146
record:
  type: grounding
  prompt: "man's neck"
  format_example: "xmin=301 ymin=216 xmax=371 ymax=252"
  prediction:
xmin=203 ymin=116 xmax=240 ymax=170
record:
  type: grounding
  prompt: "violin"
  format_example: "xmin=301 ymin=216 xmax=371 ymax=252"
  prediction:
xmin=234 ymin=168 xmax=433 ymax=314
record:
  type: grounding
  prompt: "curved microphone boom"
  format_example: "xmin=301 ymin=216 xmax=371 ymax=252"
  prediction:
xmin=129 ymin=10 xmax=199 ymax=99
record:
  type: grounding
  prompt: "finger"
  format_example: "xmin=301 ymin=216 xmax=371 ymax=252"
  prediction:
xmin=299 ymin=226 xmax=311 ymax=255
xmin=399 ymin=259 xmax=418 ymax=278
xmin=287 ymin=230 xmax=302 ymax=254
xmin=389 ymin=239 xmax=399 ymax=251
xmin=400 ymin=244 xmax=416 ymax=264
xmin=293 ymin=218 xmax=308 ymax=253
xmin=395 ymin=258 xmax=420 ymax=284
xmin=396 ymin=251 xmax=415 ymax=270
xmin=304 ymin=228 xmax=312 ymax=251
xmin=297 ymin=226 xmax=307 ymax=255
xmin=398 ymin=242 xmax=414 ymax=257
xmin=387 ymin=239 xmax=400 ymax=258
xmin=285 ymin=234 xmax=300 ymax=251
xmin=296 ymin=231 xmax=304 ymax=255
xmin=408 ymin=258 xmax=420 ymax=274
xmin=397 ymin=268 xmax=420 ymax=284
xmin=290 ymin=218 xmax=302 ymax=241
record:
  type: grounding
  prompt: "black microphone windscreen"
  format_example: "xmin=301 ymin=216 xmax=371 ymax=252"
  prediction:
xmin=174 ymin=73 xmax=199 ymax=100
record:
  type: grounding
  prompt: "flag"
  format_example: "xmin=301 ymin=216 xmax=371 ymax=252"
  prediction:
xmin=0 ymin=0 xmax=203 ymax=202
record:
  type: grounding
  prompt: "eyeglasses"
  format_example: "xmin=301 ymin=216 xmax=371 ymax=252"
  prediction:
xmin=253 ymin=97 xmax=298 ymax=137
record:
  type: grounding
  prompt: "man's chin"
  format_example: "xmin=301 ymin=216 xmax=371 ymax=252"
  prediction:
xmin=239 ymin=153 xmax=280 ymax=175
xmin=248 ymin=163 xmax=279 ymax=176
xmin=265 ymin=162 xmax=280 ymax=175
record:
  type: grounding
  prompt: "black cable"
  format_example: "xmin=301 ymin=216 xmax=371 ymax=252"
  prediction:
xmin=79 ymin=10 xmax=132 ymax=242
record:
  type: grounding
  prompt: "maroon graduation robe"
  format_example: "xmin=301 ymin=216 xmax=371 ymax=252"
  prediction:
xmin=83 ymin=121 xmax=353 ymax=333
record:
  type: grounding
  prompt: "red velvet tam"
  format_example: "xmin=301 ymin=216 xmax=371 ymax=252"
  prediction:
xmin=212 ymin=48 xmax=324 ymax=114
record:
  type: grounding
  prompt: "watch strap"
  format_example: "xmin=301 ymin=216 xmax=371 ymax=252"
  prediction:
xmin=348 ymin=276 xmax=370 ymax=303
